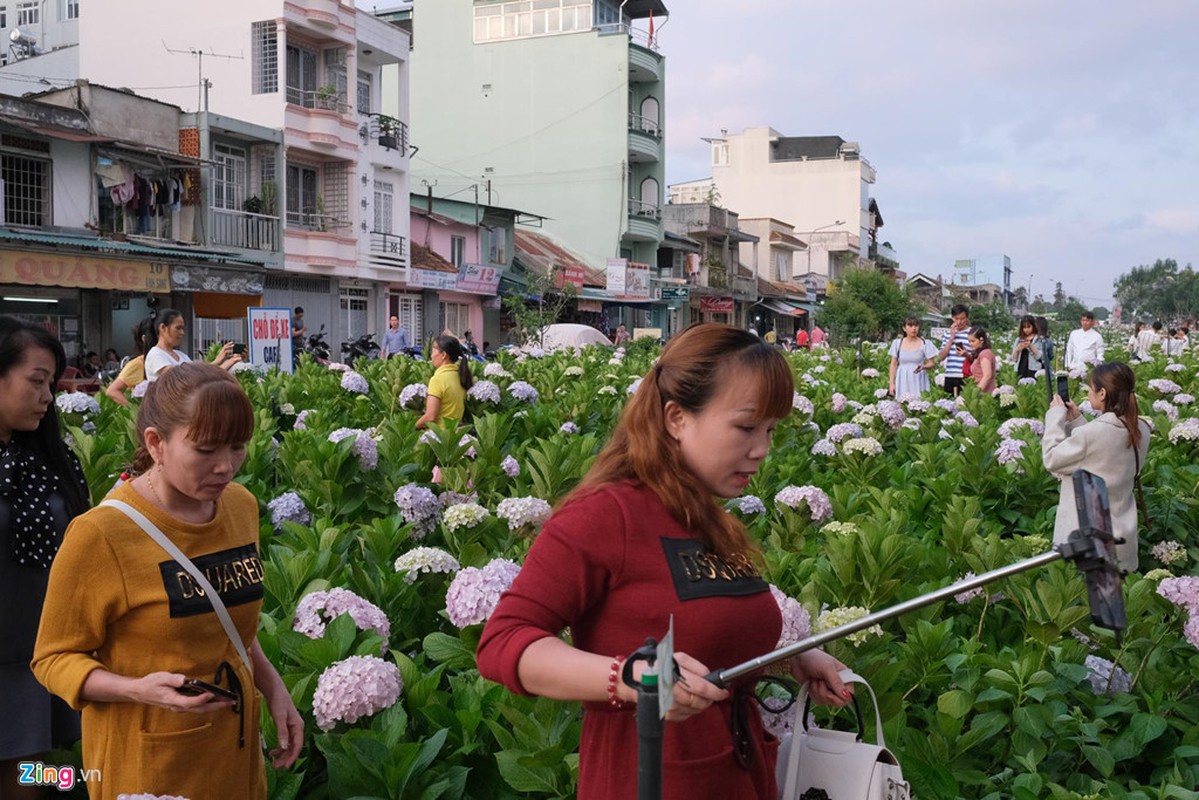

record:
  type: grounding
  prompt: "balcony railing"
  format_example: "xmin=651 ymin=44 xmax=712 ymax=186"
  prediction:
xmin=285 ymin=210 xmax=351 ymax=231
xmin=597 ymin=22 xmax=660 ymax=52
xmin=628 ymin=113 xmax=661 ymax=137
xmin=627 ymin=198 xmax=661 ymax=219
xmin=285 ymin=86 xmax=352 ymax=114
xmin=370 ymin=230 xmax=407 ymax=258
xmin=358 ymin=113 xmax=409 ymax=154
xmin=210 ymin=208 xmax=280 ymax=252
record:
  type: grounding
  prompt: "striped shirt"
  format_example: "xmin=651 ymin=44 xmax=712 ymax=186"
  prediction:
xmin=942 ymin=328 xmax=972 ymax=377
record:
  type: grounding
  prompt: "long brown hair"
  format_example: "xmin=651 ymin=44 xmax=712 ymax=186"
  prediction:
xmin=133 ymin=362 xmax=254 ymax=473
xmin=1089 ymin=362 xmax=1143 ymax=450
xmin=566 ymin=324 xmax=793 ymax=558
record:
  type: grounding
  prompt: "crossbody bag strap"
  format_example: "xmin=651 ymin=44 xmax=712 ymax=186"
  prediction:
xmin=1132 ymin=435 xmax=1149 ymax=523
xmin=100 ymin=499 xmax=254 ymax=677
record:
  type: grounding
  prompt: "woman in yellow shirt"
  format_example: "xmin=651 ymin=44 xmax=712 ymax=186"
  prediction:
xmin=415 ymin=334 xmax=473 ymax=428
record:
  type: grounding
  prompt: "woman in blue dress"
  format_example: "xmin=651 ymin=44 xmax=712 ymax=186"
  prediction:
xmin=888 ymin=317 xmax=940 ymax=398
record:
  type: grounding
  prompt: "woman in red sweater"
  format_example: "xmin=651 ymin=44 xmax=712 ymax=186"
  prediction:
xmin=477 ymin=324 xmax=849 ymax=799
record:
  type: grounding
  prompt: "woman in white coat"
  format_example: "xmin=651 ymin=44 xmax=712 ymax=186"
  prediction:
xmin=1042 ymin=362 xmax=1151 ymax=572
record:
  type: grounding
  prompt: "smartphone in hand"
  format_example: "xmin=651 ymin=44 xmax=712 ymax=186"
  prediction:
xmin=1057 ymin=375 xmax=1071 ymax=403
xmin=177 ymin=679 xmax=239 ymax=701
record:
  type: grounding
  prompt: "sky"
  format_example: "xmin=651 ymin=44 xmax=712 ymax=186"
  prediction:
xmin=649 ymin=0 xmax=1199 ymax=309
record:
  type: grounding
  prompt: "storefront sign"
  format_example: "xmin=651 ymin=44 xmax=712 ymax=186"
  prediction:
xmin=456 ymin=263 xmax=502 ymax=295
xmin=623 ymin=261 xmax=651 ymax=299
xmin=554 ymin=265 xmax=585 ymax=290
xmin=700 ymin=296 xmax=734 ymax=313
xmin=247 ymin=307 xmax=294 ymax=374
xmin=605 ymin=257 xmax=627 ymax=294
xmin=576 ymin=299 xmax=603 ymax=313
xmin=0 ymin=252 xmax=171 ymax=293
xmin=660 ymin=286 xmax=689 ymax=300
xmin=171 ymin=265 xmax=264 ymax=295
xmin=409 ymin=268 xmax=459 ymax=290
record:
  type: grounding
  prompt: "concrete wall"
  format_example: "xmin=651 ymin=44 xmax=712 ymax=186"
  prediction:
xmin=49 ymin=137 xmax=93 ymax=227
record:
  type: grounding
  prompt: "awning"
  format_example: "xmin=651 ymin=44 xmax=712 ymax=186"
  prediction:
xmin=0 ymin=228 xmax=265 ymax=267
xmin=762 ymin=298 xmax=808 ymax=316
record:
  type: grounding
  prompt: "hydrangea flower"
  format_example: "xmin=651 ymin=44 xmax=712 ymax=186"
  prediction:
xmin=131 ymin=380 xmax=150 ymax=398
xmin=627 ymin=377 xmax=643 ymax=395
xmin=312 ymin=655 xmax=402 ymax=732
xmin=394 ymin=546 xmax=461 ymax=583
xmin=458 ymin=434 xmax=478 ymax=459
xmin=484 ymin=362 xmax=511 ymax=378
xmin=792 ymin=393 xmax=814 ymax=416
xmin=876 ymin=400 xmax=906 ymax=430
xmin=903 ymin=398 xmax=931 ymax=413
xmin=813 ymin=606 xmax=882 ymax=646
xmin=467 ymin=380 xmax=501 ymax=404
xmin=861 ymin=368 xmax=880 ymax=378
xmin=1143 ymin=568 xmax=1174 ymax=582
xmin=1168 ymin=418 xmax=1199 ymax=444
xmin=1085 ymin=654 xmax=1132 ymax=695
xmin=1174 ymin=393 xmax=1195 ymax=405
xmin=1151 ymin=540 xmax=1187 ymax=566
xmin=496 ymin=496 xmax=553 ymax=530
xmin=393 ymin=483 xmax=441 ymax=538
xmin=340 ymin=370 xmax=368 ymax=394
xmin=294 ymin=588 xmax=391 ymax=641
xmin=559 ymin=421 xmax=580 ymax=435
xmin=328 ymin=427 xmax=378 ymax=470
xmin=821 ymin=521 xmax=858 ymax=536
xmin=873 ymin=388 xmax=889 ymax=399
xmin=954 ymin=410 xmax=980 ymax=428
xmin=998 ymin=418 xmax=1045 ymax=439
xmin=508 ymin=381 xmax=540 ymax=403
xmin=56 ymin=392 xmax=101 ymax=415
xmin=399 ymin=383 xmax=427 ymax=408
xmin=294 ymin=409 xmax=313 ymax=430
xmin=268 ymin=491 xmax=311 ymax=527
xmin=1148 ymin=378 xmax=1182 ymax=395
xmin=1165 ymin=362 xmax=1186 ymax=373
xmin=770 ymin=585 xmax=811 ymax=649
xmin=1018 ymin=376 xmax=1037 ymax=386
xmin=773 ymin=485 xmax=832 ymax=523
xmin=999 ymin=393 xmax=1018 ymax=408
xmin=831 ymin=392 xmax=848 ymax=413
xmin=994 ymin=437 xmax=1027 ymax=466
xmin=1157 ymin=576 xmax=1199 ymax=613
xmin=953 ymin=573 xmax=986 ymax=603
xmin=810 ymin=439 xmax=837 ymax=457
xmin=442 ymin=502 xmax=490 ymax=531
xmin=326 ymin=362 xmax=351 ymax=372
xmin=501 ymin=455 xmax=521 ymax=477
xmin=564 ymin=365 xmax=585 ymax=377
xmin=1153 ymin=400 xmax=1179 ymax=422
xmin=842 ymin=437 xmax=884 ymax=456
xmin=597 ymin=385 xmax=618 ymax=396
xmin=934 ymin=397 xmax=960 ymax=413
xmin=445 ymin=558 xmax=522 ymax=628
xmin=727 ymin=495 xmax=767 ymax=515
xmin=825 ymin=422 xmax=863 ymax=443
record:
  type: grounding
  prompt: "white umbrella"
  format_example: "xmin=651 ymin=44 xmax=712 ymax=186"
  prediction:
xmin=531 ymin=323 xmax=612 ymax=350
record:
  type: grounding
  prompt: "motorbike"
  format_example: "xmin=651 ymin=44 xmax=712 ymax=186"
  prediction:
xmin=301 ymin=325 xmax=332 ymax=365
xmin=341 ymin=332 xmax=381 ymax=365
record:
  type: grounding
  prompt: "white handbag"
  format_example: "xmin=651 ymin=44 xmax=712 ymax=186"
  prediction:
xmin=777 ymin=669 xmax=910 ymax=800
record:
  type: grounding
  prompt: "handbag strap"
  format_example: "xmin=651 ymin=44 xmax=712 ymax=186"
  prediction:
xmin=100 ymin=499 xmax=254 ymax=678
xmin=1132 ymin=421 xmax=1150 ymax=525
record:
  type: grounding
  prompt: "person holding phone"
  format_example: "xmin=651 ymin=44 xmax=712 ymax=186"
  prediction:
xmin=935 ymin=304 xmax=972 ymax=395
xmin=1042 ymin=362 xmax=1151 ymax=572
xmin=33 ymin=364 xmax=302 ymax=799
xmin=888 ymin=316 xmax=939 ymax=397
xmin=967 ymin=327 xmax=996 ymax=393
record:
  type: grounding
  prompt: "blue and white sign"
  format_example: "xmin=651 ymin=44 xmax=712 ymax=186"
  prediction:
xmin=247 ymin=307 xmax=294 ymax=373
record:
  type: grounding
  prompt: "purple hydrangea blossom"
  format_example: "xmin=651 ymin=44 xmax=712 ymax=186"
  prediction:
xmin=997 ymin=418 xmax=1045 ymax=439
xmin=934 ymin=397 xmax=960 ymax=413
xmin=861 ymin=368 xmax=880 ymax=378
xmin=1157 ymin=576 xmax=1199 ymax=614
xmin=831 ymin=393 xmax=848 ymax=413
xmin=770 ymin=585 xmax=811 ymax=648
xmin=994 ymin=438 xmax=1028 ymax=466
xmin=559 ymin=421 xmax=580 ymax=435
xmin=445 ymin=558 xmax=522 ymax=627
xmin=328 ymin=427 xmax=378 ymax=470
xmin=268 ymin=491 xmax=311 ymax=527
xmin=294 ymin=408 xmax=314 ymax=429
xmin=728 ymin=495 xmax=767 ymax=515
xmin=1153 ymin=400 xmax=1179 ymax=421
xmin=773 ymin=485 xmax=833 ymax=523
xmin=1085 ymin=654 xmax=1132 ymax=695
xmin=1168 ymin=418 xmax=1199 ymax=444
xmin=792 ymin=393 xmax=814 ymax=416
xmin=484 ymin=362 xmax=511 ymax=378
xmin=496 ymin=496 xmax=553 ymax=530
xmin=393 ymin=483 xmax=441 ymax=538
xmin=501 ymin=454 xmax=521 ymax=477
xmin=810 ymin=439 xmax=837 ymax=456
xmin=340 ymin=370 xmax=369 ymax=394
xmin=1148 ymin=378 xmax=1182 ymax=395
xmin=876 ymin=400 xmax=906 ymax=430
xmin=293 ymin=588 xmax=391 ymax=641
xmin=826 ymin=422 xmax=863 ymax=443
xmin=1174 ymin=393 xmax=1195 ymax=405
xmin=467 ymin=380 xmax=501 ymax=404
xmin=953 ymin=573 xmax=986 ymax=604
xmin=627 ymin=377 xmax=643 ymax=395
xmin=399 ymin=383 xmax=428 ymax=409
xmin=312 ymin=655 xmax=402 ymax=731
xmin=508 ymin=381 xmax=540 ymax=403
xmin=56 ymin=392 xmax=101 ymax=415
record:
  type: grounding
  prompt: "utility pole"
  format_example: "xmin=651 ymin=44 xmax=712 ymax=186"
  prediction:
xmin=163 ymin=42 xmax=243 ymax=112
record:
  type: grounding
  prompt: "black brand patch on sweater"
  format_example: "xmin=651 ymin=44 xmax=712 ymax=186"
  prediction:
xmin=159 ymin=543 xmax=265 ymax=618
xmin=660 ymin=538 xmax=768 ymax=601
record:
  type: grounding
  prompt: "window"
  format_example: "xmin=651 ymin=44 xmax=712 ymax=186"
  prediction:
xmin=322 ymin=162 xmax=348 ymax=225
xmin=439 ymin=302 xmax=470 ymax=336
xmin=775 ymin=252 xmax=788 ymax=282
xmin=60 ymin=0 xmax=78 ymax=20
xmin=474 ymin=0 xmax=592 ymax=43
xmin=0 ymin=9 xmax=7 ymax=29
xmin=340 ymin=287 xmax=370 ymax=339
xmin=251 ymin=21 xmax=278 ymax=94
xmin=356 ymin=71 xmax=371 ymax=114
xmin=323 ymin=47 xmax=348 ymax=109
xmin=486 ymin=226 xmax=507 ymax=265
xmin=450 ymin=235 xmax=466 ymax=267
xmin=16 ymin=0 xmax=37 ymax=26
xmin=2 ymin=152 xmax=51 ymax=227
xmin=712 ymin=141 xmax=729 ymax=166
xmin=373 ymin=179 xmax=393 ymax=234
xmin=285 ymin=43 xmax=318 ymax=106
xmin=285 ymin=163 xmax=319 ymax=228
xmin=212 ymin=144 xmax=247 ymax=211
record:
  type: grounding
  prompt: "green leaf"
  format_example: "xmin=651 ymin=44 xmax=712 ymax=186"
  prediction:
xmin=423 ymin=632 xmax=478 ymax=670
xmin=495 ymin=750 xmax=563 ymax=794
xmin=937 ymin=689 xmax=974 ymax=719
xmin=1081 ymin=744 xmax=1115 ymax=777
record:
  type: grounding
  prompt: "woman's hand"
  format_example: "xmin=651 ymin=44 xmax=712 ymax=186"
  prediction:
xmin=1050 ymin=394 xmax=1065 ymax=409
xmin=1064 ymin=401 xmax=1082 ymax=421
xmin=792 ymin=650 xmax=852 ymax=708
xmin=132 ymin=671 xmax=235 ymax=714
xmin=265 ymin=685 xmax=305 ymax=768
xmin=664 ymin=652 xmax=729 ymax=722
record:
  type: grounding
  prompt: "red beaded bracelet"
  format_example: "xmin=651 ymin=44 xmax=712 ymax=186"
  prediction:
xmin=606 ymin=656 xmax=626 ymax=708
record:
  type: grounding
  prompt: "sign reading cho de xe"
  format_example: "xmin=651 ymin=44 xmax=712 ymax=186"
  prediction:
xmin=0 ymin=252 xmax=171 ymax=292
xmin=247 ymin=307 xmax=294 ymax=373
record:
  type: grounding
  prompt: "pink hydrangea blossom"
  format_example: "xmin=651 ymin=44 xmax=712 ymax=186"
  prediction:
xmin=445 ymin=558 xmax=521 ymax=628
xmin=312 ymin=655 xmax=402 ymax=731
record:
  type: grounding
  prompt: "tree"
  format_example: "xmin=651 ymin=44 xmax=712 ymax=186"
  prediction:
xmin=1114 ymin=258 xmax=1199 ymax=321
xmin=1053 ymin=281 xmax=1066 ymax=310
xmin=815 ymin=267 xmax=920 ymax=342
xmin=1012 ymin=286 xmax=1028 ymax=310
xmin=1092 ymin=306 xmax=1110 ymax=321
xmin=1030 ymin=294 xmax=1049 ymax=314
xmin=502 ymin=266 xmax=579 ymax=346
xmin=967 ymin=299 xmax=1015 ymax=334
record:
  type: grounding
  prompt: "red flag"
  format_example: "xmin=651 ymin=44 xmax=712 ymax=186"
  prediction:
xmin=648 ymin=11 xmax=654 ymax=46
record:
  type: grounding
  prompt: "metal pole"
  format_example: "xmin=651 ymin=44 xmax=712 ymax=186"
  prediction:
xmin=710 ymin=550 xmax=1062 ymax=687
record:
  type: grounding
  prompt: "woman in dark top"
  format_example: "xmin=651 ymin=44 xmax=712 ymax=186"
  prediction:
xmin=0 ymin=316 xmax=90 ymax=791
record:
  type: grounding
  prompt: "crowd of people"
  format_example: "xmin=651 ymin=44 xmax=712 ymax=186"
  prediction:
xmin=0 ymin=303 xmax=1176 ymax=798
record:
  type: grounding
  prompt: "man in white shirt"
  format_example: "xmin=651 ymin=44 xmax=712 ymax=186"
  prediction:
xmin=1065 ymin=313 xmax=1104 ymax=370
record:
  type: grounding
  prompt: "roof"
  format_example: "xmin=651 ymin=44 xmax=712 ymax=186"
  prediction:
xmin=769 ymin=230 xmax=806 ymax=250
xmin=771 ymin=136 xmax=847 ymax=161
xmin=514 ymin=229 xmax=605 ymax=287
xmin=663 ymin=230 xmax=703 ymax=250
xmin=410 ymin=242 xmax=458 ymax=273
xmin=0 ymin=227 xmax=266 ymax=266
xmin=757 ymin=275 xmax=807 ymax=299
xmin=621 ymin=0 xmax=669 ymax=20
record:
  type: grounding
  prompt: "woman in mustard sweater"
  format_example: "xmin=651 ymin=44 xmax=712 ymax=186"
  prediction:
xmin=33 ymin=363 xmax=302 ymax=800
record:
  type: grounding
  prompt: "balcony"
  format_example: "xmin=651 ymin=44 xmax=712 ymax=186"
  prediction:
xmin=286 ymin=87 xmax=351 ymax=114
xmin=627 ymin=113 xmax=662 ymax=163
xmin=209 ymin=208 xmax=280 ymax=252
xmin=358 ymin=113 xmax=408 ymax=156
xmin=285 ymin=210 xmax=351 ymax=231
xmin=367 ymin=230 xmax=408 ymax=270
xmin=627 ymin=197 xmax=663 ymax=243
xmin=294 ymin=0 xmax=345 ymax=30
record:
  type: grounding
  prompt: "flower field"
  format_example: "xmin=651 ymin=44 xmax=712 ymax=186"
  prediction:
xmin=56 ymin=335 xmax=1199 ymax=800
